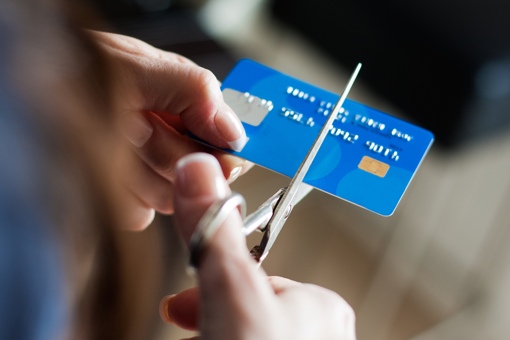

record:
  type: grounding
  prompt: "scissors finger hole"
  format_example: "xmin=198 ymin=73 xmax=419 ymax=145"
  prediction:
xmin=188 ymin=192 xmax=246 ymax=269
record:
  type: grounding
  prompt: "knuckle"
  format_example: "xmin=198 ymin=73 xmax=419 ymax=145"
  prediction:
xmin=144 ymin=152 xmax=178 ymax=179
xmin=312 ymin=287 xmax=355 ymax=327
xmin=152 ymin=190 xmax=174 ymax=214
xmin=191 ymin=68 xmax=222 ymax=113
xmin=194 ymin=67 xmax=218 ymax=90
xmin=141 ymin=143 xmax=180 ymax=181
xmin=330 ymin=295 xmax=355 ymax=332
xmin=125 ymin=207 xmax=155 ymax=231
xmin=331 ymin=292 xmax=354 ymax=314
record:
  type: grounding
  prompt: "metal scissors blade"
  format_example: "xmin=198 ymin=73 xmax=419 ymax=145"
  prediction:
xmin=243 ymin=63 xmax=362 ymax=263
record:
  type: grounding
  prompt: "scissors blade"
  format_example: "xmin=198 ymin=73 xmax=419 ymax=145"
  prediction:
xmin=254 ymin=63 xmax=362 ymax=262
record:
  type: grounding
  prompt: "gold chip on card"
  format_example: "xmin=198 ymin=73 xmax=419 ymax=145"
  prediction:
xmin=358 ymin=156 xmax=390 ymax=178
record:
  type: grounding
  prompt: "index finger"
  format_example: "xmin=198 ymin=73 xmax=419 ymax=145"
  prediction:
xmin=94 ymin=32 xmax=248 ymax=152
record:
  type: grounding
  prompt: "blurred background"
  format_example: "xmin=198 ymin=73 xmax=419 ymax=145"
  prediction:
xmin=92 ymin=0 xmax=510 ymax=338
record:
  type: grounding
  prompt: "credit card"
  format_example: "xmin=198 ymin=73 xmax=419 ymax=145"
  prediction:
xmin=203 ymin=59 xmax=434 ymax=216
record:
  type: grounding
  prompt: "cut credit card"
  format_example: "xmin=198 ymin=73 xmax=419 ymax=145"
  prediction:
xmin=208 ymin=59 xmax=433 ymax=216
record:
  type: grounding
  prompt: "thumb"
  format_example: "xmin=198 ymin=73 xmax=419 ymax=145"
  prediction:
xmin=172 ymin=153 xmax=275 ymax=338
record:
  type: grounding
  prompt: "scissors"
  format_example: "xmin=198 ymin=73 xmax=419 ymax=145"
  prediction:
xmin=189 ymin=63 xmax=362 ymax=268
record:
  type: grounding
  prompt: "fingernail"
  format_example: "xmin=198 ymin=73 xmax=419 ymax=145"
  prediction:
xmin=121 ymin=113 xmax=153 ymax=147
xmin=159 ymin=295 xmax=176 ymax=324
xmin=176 ymin=153 xmax=228 ymax=199
xmin=227 ymin=166 xmax=242 ymax=183
xmin=214 ymin=108 xmax=248 ymax=152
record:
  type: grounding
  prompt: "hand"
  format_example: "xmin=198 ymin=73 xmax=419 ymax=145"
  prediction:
xmin=91 ymin=31 xmax=251 ymax=230
xmin=160 ymin=153 xmax=356 ymax=339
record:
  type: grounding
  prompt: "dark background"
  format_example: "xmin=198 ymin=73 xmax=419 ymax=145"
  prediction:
xmin=88 ymin=0 xmax=236 ymax=80
xmin=270 ymin=0 xmax=510 ymax=147
xmin=90 ymin=0 xmax=510 ymax=148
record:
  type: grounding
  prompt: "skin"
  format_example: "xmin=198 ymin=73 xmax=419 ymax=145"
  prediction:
xmin=92 ymin=32 xmax=356 ymax=338
xmin=162 ymin=153 xmax=356 ymax=339
xmin=91 ymin=31 xmax=252 ymax=230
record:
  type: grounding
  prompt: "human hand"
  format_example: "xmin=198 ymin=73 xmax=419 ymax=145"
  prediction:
xmin=91 ymin=32 xmax=251 ymax=230
xmin=160 ymin=153 xmax=356 ymax=339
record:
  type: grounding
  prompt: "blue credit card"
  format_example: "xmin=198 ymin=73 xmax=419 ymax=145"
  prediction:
xmin=205 ymin=59 xmax=434 ymax=216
